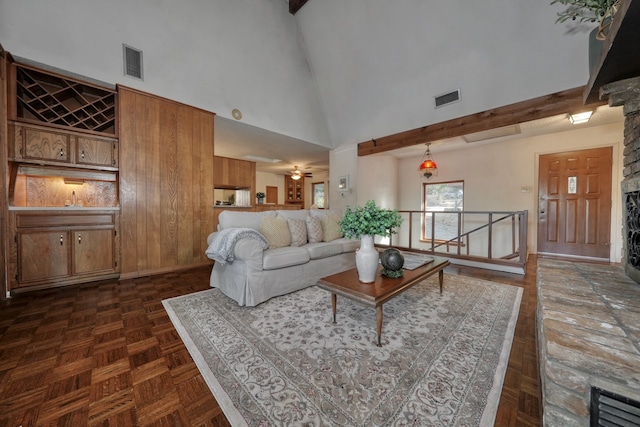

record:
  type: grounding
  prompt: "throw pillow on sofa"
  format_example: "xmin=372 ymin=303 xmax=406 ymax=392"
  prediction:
xmin=287 ymin=218 xmax=307 ymax=247
xmin=321 ymin=215 xmax=344 ymax=242
xmin=305 ymin=216 xmax=323 ymax=243
xmin=261 ymin=216 xmax=291 ymax=248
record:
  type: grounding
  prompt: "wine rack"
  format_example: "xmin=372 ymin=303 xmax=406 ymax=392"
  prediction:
xmin=14 ymin=65 xmax=116 ymax=135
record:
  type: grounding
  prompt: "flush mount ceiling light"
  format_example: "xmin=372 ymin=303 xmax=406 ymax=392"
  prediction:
xmin=291 ymin=165 xmax=311 ymax=181
xmin=232 ymin=109 xmax=243 ymax=120
xmin=418 ymin=143 xmax=438 ymax=179
xmin=569 ymin=111 xmax=593 ymax=125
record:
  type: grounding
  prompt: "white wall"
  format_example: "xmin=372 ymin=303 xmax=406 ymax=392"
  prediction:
xmin=256 ymin=171 xmax=285 ymax=204
xmin=394 ymin=122 xmax=625 ymax=262
xmin=329 ymin=145 xmax=358 ymax=213
xmin=0 ymin=0 xmax=331 ymax=147
xmin=357 ymin=156 xmax=399 ymax=210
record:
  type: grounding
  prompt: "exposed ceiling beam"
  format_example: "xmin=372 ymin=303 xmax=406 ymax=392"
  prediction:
xmin=358 ymin=86 xmax=607 ymax=157
xmin=289 ymin=0 xmax=309 ymax=15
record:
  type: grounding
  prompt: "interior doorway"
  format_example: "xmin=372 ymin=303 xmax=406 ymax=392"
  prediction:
xmin=537 ymin=147 xmax=612 ymax=260
xmin=266 ymin=186 xmax=278 ymax=204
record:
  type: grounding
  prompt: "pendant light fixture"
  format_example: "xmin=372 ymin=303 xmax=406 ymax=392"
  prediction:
xmin=418 ymin=143 xmax=438 ymax=179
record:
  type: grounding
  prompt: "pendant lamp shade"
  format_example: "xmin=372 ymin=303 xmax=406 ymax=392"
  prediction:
xmin=419 ymin=143 xmax=438 ymax=178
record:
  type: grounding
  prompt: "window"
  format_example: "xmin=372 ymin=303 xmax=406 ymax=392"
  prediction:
xmin=422 ymin=181 xmax=464 ymax=242
xmin=312 ymin=182 xmax=325 ymax=208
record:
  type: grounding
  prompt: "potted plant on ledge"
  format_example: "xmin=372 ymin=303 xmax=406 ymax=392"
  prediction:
xmin=551 ymin=0 xmax=621 ymax=71
xmin=339 ymin=200 xmax=403 ymax=283
xmin=256 ymin=192 xmax=265 ymax=205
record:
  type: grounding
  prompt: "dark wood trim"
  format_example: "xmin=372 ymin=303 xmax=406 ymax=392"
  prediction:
xmin=289 ymin=0 xmax=309 ymax=15
xmin=585 ymin=0 xmax=640 ymax=103
xmin=358 ymin=86 xmax=607 ymax=157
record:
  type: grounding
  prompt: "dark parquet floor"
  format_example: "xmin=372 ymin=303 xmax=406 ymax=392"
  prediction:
xmin=0 ymin=257 xmax=541 ymax=426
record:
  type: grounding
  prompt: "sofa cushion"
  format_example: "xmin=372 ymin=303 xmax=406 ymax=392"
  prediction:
xmin=261 ymin=216 xmax=291 ymax=248
xmin=219 ymin=210 xmax=276 ymax=231
xmin=335 ymin=237 xmax=360 ymax=253
xmin=306 ymin=216 xmax=323 ymax=243
xmin=287 ymin=218 xmax=307 ymax=247
xmin=262 ymin=246 xmax=310 ymax=270
xmin=277 ymin=209 xmax=310 ymax=221
xmin=305 ymin=241 xmax=344 ymax=259
xmin=321 ymin=214 xmax=344 ymax=242
xmin=310 ymin=209 xmax=343 ymax=220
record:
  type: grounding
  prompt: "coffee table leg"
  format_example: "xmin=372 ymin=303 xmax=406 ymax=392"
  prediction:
xmin=439 ymin=269 xmax=444 ymax=294
xmin=331 ymin=293 xmax=337 ymax=323
xmin=376 ymin=305 xmax=383 ymax=347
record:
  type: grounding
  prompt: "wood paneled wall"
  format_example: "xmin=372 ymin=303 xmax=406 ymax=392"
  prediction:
xmin=118 ymin=87 xmax=215 ymax=278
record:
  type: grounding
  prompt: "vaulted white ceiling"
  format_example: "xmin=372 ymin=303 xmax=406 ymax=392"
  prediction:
xmin=0 ymin=0 xmax=622 ymax=175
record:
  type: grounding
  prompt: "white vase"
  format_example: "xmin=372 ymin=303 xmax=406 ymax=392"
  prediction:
xmin=356 ymin=235 xmax=379 ymax=283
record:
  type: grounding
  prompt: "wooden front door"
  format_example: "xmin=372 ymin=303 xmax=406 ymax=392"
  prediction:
xmin=537 ymin=147 xmax=612 ymax=259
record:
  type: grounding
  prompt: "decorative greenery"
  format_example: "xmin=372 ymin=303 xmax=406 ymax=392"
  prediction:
xmin=256 ymin=192 xmax=265 ymax=199
xmin=338 ymin=200 xmax=403 ymax=239
xmin=551 ymin=0 xmax=618 ymax=25
xmin=381 ymin=268 xmax=404 ymax=278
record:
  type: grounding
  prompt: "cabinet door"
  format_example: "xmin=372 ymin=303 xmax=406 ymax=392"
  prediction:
xmin=21 ymin=126 xmax=71 ymax=163
xmin=73 ymin=229 xmax=115 ymax=274
xmin=77 ymin=136 xmax=118 ymax=168
xmin=18 ymin=231 xmax=70 ymax=282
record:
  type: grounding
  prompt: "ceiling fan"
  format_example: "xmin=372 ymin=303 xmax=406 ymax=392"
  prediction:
xmin=289 ymin=165 xmax=313 ymax=180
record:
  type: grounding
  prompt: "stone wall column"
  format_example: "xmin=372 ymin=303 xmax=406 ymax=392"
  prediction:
xmin=601 ymin=76 xmax=640 ymax=180
xmin=601 ymin=76 xmax=640 ymax=283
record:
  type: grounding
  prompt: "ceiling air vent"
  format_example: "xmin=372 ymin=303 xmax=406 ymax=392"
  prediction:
xmin=123 ymin=44 xmax=143 ymax=80
xmin=434 ymin=89 xmax=461 ymax=109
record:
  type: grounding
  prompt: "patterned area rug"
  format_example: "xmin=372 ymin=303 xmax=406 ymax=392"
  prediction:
xmin=163 ymin=273 xmax=522 ymax=426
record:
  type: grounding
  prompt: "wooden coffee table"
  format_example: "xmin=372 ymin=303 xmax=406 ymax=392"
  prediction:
xmin=318 ymin=256 xmax=450 ymax=346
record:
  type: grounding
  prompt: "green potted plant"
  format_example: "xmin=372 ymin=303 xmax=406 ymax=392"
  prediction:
xmin=338 ymin=200 xmax=403 ymax=283
xmin=551 ymin=0 xmax=619 ymax=39
xmin=256 ymin=192 xmax=265 ymax=204
xmin=551 ymin=0 xmax=620 ymax=74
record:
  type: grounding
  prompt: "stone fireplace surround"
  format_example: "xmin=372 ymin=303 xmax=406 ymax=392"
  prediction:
xmin=538 ymin=76 xmax=640 ymax=425
xmin=537 ymin=258 xmax=640 ymax=426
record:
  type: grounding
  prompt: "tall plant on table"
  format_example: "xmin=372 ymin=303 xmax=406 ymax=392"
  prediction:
xmin=339 ymin=200 xmax=403 ymax=283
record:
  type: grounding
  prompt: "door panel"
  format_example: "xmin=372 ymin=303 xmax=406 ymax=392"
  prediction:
xmin=19 ymin=231 xmax=70 ymax=282
xmin=266 ymin=186 xmax=278 ymax=204
xmin=538 ymin=147 xmax=612 ymax=258
xmin=74 ymin=229 xmax=115 ymax=274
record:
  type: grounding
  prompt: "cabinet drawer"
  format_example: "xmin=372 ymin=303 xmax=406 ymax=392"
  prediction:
xmin=20 ymin=127 xmax=71 ymax=163
xmin=15 ymin=213 xmax=117 ymax=229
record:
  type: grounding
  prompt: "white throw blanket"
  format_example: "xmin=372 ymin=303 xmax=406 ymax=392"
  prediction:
xmin=205 ymin=228 xmax=268 ymax=264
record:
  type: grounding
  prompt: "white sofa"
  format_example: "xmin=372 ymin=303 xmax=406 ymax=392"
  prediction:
xmin=206 ymin=209 xmax=359 ymax=306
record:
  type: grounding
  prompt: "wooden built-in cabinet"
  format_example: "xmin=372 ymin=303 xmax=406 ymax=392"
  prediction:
xmin=214 ymin=156 xmax=255 ymax=189
xmin=285 ymin=175 xmax=304 ymax=208
xmin=2 ymin=58 xmax=120 ymax=295
xmin=8 ymin=122 xmax=118 ymax=169
xmin=9 ymin=210 xmax=120 ymax=292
